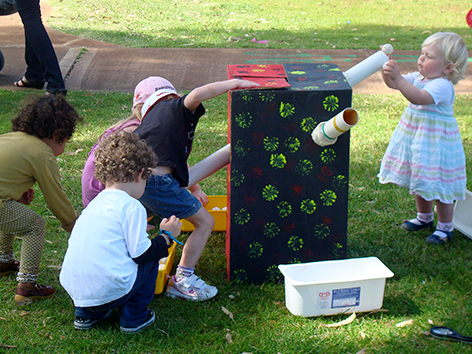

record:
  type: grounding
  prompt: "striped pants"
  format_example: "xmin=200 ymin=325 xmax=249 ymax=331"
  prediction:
xmin=0 ymin=200 xmax=46 ymax=283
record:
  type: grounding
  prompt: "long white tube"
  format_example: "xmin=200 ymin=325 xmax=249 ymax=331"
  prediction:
xmin=311 ymin=108 xmax=359 ymax=147
xmin=343 ymin=44 xmax=393 ymax=87
xmin=187 ymin=144 xmax=231 ymax=188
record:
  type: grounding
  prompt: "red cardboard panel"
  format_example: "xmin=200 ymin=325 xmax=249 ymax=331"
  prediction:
xmin=228 ymin=64 xmax=287 ymax=78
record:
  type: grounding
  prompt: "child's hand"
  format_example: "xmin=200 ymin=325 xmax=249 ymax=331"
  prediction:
xmin=382 ymin=60 xmax=401 ymax=81
xmin=160 ymin=215 xmax=182 ymax=238
xmin=192 ymin=189 xmax=209 ymax=207
xmin=16 ymin=188 xmax=35 ymax=205
xmin=230 ymin=79 xmax=260 ymax=90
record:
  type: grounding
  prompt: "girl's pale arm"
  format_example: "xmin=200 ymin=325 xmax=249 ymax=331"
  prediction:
xmin=382 ymin=60 xmax=434 ymax=105
xmin=392 ymin=76 xmax=434 ymax=105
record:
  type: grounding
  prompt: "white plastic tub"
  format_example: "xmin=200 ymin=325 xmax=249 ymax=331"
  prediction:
xmin=453 ymin=189 xmax=472 ymax=240
xmin=278 ymin=257 xmax=394 ymax=317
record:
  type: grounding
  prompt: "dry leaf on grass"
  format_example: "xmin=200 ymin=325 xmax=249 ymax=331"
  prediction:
xmin=47 ymin=265 xmax=62 ymax=269
xmin=396 ymin=319 xmax=413 ymax=327
xmin=0 ymin=344 xmax=17 ymax=349
xmin=64 ymin=149 xmax=84 ymax=155
xmin=221 ymin=306 xmax=234 ymax=320
xmin=319 ymin=312 xmax=356 ymax=328
xmin=359 ymin=309 xmax=389 ymax=317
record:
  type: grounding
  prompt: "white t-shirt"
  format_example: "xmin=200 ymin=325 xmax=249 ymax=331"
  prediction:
xmin=60 ymin=189 xmax=151 ymax=307
xmin=403 ymin=72 xmax=454 ymax=114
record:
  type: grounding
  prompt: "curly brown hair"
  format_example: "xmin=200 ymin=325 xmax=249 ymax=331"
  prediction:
xmin=11 ymin=95 xmax=81 ymax=144
xmin=94 ymin=130 xmax=158 ymax=184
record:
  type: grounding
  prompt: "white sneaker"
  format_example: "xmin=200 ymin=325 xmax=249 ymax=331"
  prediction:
xmin=166 ymin=274 xmax=218 ymax=301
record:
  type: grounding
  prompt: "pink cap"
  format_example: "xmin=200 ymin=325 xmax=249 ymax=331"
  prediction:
xmin=133 ymin=76 xmax=177 ymax=110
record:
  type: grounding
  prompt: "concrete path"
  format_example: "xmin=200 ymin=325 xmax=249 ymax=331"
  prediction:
xmin=1 ymin=4 xmax=471 ymax=95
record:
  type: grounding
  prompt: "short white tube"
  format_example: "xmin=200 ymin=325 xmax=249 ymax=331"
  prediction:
xmin=343 ymin=44 xmax=393 ymax=87
xmin=187 ymin=144 xmax=231 ymax=188
xmin=311 ymin=108 xmax=359 ymax=147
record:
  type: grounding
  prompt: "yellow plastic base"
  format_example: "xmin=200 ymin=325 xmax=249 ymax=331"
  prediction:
xmin=155 ymin=242 xmax=176 ymax=295
xmin=181 ymin=195 xmax=227 ymax=232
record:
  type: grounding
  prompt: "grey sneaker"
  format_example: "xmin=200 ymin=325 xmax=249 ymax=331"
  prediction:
xmin=74 ymin=310 xmax=112 ymax=330
xmin=166 ymin=274 xmax=218 ymax=301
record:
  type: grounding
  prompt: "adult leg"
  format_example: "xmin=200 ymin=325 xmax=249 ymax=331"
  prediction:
xmin=15 ymin=0 xmax=66 ymax=94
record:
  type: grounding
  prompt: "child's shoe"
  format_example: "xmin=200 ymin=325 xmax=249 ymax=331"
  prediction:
xmin=426 ymin=229 xmax=453 ymax=245
xmin=166 ymin=274 xmax=218 ymax=301
xmin=74 ymin=310 xmax=112 ymax=330
xmin=120 ymin=309 xmax=155 ymax=334
xmin=401 ymin=218 xmax=434 ymax=231
xmin=14 ymin=283 xmax=55 ymax=306
xmin=0 ymin=260 xmax=19 ymax=278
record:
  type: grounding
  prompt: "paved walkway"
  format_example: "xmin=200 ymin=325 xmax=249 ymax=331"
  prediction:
xmin=1 ymin=4 xmax=472 ymax=95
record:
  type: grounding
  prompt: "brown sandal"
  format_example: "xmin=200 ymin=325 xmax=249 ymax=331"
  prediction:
xmin=14 ymin=77 xmax=45 ymax=90
xmin=0 ymin=260 xmax=20 ymax=278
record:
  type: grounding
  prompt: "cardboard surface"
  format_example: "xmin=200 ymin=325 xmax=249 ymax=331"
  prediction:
xmin=226 ymin=63 xmax=351 ymax=283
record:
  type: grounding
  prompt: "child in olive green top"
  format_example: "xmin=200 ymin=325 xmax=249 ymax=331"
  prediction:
xmin=0 ymin=95 xmax=81 ymax=305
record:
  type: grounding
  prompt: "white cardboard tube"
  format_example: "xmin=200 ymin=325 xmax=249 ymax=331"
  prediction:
xmin=343 ymin=44 xmax=393 ymax=87
xmin=311 ymin=108 xmax=359 ymax=147
xmin=187 ymin=144 xmax=231 ymax=188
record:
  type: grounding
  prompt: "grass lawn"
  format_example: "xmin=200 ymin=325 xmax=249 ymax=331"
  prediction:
xmin=0 ymin=89 xmax=472 ymax=353
xmin=46 ymin=0 xmax=472 ymax=50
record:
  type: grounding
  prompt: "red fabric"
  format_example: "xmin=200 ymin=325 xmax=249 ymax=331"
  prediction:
xmin=467 ymin=8 xmax=472 ymax=29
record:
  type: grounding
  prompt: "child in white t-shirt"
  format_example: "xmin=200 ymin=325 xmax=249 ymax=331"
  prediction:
xmin=60 ymin=130 xmax=181 ymax=334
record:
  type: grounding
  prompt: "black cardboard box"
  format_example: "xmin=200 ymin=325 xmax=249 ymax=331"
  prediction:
xmin=226 ymin=63 xmax=352 ymax=283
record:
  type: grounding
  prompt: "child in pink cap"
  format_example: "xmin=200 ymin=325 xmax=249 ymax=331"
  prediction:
xmin=81 ymin=77 xmax=209 ymax=208
xmin=134 ymin=77 xmax=259 ymax=301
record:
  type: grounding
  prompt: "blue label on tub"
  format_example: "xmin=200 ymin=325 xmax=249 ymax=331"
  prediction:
xmin=331 ymin=287 xmax=360 ymax=308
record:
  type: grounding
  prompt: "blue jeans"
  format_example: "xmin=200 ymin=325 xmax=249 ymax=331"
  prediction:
xmin=15 ymin=0 xmax=65 ymax=93
xmin=139 ymin=174 xmax=202 ymax=219
xmin=74 ymin=261 xmax=158 ymax=328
